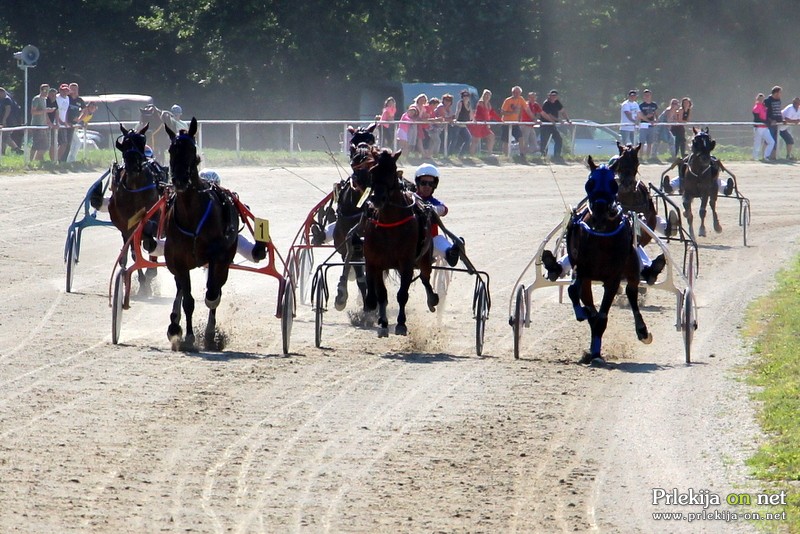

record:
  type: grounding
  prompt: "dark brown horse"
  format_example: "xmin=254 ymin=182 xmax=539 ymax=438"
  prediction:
xmin=609 ymin=142 xmax=657 ymax=245
xmin=164 ymin=118 xmax=239 ymax=350
xmin=566 ymin=156 xmax=652 ymax=364
xmin=332 ymin=123 xmax=378 ymax=311
xmin=363 ymin=149 xmax=438 ymax=337
xmin=665 ymin=127 xmax=727 ymax=239
xmin=96 ymin=124 xmax=165 ymax=296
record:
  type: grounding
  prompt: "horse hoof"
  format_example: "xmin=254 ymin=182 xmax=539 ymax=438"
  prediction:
xmin=169 ymin=335 xmax=181 ymax=351
xmin=395 ymin=324 xmax=408 ymax=336
xmin=377 ymin=327 xmax=389 ymax=338
xmin=640 ymin=332 xmax=653 ymax=344
xmin=579 ymin=352 xmax=604 ymax=365
xmin=714 ymin=223 xmax=723 ymax=234
xmin=589 ymin=356 xmax=606 ymax=367
xmin=698 ymin=227 xmax=707 ymax=237
xmin=334 ymin=298 xmax=346 ymax=312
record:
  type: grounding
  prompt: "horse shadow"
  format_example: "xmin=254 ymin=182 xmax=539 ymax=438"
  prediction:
xmin=381 ymin=351 xmax=471 ymax=364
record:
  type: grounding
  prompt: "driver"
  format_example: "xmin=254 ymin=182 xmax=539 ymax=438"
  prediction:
xmin=413 ymin=163 xmax=463 ymax=267
xmin=541 ymin=163 xmax=666 ymax=284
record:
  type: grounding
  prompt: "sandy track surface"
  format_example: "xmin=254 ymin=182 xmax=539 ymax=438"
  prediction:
xmin=1 ymin=161 xmax=796 ymax=533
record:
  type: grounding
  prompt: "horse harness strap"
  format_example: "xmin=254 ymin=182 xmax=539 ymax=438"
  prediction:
xmin=174 ymin=195 xmax=214 ymax=238
xmin=370 ymin=214 xmax=415 ymax=228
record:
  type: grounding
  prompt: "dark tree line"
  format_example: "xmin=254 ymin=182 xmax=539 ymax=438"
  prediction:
xmin=1 ymin=0 xmax=797 ymax=123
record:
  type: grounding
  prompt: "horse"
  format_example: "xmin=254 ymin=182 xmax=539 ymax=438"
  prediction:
xmin=137 ymin=104 xmax=170 ymax=161
xmin=94 ymin=124 xmax=165 ymax=297
xmin=331 ymin=123 xmax=378 ymax=311
xmin=609 ymin=142 xmax=657 ymax=245
xmin=608 ymin=141 xmax=666 ymax=284
xmin=566 ymin=156 xmax=652 ymax=364
xmin=667 ymin=127 xmax=725 ymax=239
xmin=163 ymin=118 xmax=240 ymax=350
xmin=363 ymin=148 xmax=438 ymax=337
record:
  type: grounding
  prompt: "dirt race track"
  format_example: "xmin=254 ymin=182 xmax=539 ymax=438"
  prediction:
xmin=1 ymin=160 xmax=797 ymax=533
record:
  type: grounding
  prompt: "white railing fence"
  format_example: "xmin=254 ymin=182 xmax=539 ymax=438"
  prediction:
xmin=0 ymin=119 xmax=779 ymax=165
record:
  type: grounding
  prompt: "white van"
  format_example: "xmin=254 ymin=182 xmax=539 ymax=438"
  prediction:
xmin=82 ymin=94 xmax=154 ymax=125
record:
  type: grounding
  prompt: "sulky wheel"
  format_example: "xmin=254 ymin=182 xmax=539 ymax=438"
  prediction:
xmin=512 ymin=284 xmax=526 ymax=360
xmin=741 ymin=202 xmax=750 ymax=247
xmin=298 ymin=247 xmax=313 ymax=305
xmin=281 ymin=281 xmax=295 ymax=355
xmin=314 ymin=273 xmax=325 ymax=348
xmin=65 ymin=231 xmax=78 ymax=293
xmin=111 ymin=269 xmax=126 ymax=345
xmin=682 ymin=288 xmax=695 ymax=364
xmin=474 ymin=281 xmax=489 ymax=356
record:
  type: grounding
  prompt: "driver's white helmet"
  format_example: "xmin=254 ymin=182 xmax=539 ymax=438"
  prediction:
xmin=414 ymin=163 xmax=440 ymax=188
xmin=199 ymin=168 xmax=220 ymax=184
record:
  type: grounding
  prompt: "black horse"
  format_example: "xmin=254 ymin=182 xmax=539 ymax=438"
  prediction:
xmin=662 ymin=127 xmax=733 ymax=239
xmin=163 ymin=118 xmax=240 ymax=350
xmin=566 ymin=156 xmax=652 ymax=364
xmin=93 ymin=124 xmax=166 ymax=298
xmin=363 ymin=149 xmax=438 ymax=337
xmin=330 ymin=123 xmax=379 ymax=311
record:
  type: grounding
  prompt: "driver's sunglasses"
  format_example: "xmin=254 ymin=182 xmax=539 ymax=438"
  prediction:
xmin=419 ymin=180 xmax=435 ymax=187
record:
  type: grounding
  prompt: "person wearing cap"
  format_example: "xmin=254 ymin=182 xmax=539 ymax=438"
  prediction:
xmin=414 ymin=163 xmax=462 ymax=267
xmin=780 ymin=97 xmax=800 ymax=160
xmin=620 ymin=89 xmax=644 ymax=146
xmin=539 ymin=89 xmax=570 ymax=162
xmin=169 ymin=104 xmax=189 ymax=132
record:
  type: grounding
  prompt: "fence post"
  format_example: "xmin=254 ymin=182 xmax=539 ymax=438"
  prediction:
xmin=290 ymin=123 xmax=294 ymax=154
xmin=235 ymin=122 xmax=241 ymax=162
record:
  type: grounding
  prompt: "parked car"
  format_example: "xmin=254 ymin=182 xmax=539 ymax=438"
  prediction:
xmin=538 ymin=119 xmax=621 ymax=157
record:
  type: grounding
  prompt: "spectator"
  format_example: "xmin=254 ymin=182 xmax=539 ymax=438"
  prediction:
xmin=376 ymin=96 xmax=396 ymax=146
xmin=653 ymin=99 xmax=678 ymax=161
xmin=780 ymin=96 xmax=800 ymax=160
xmin=449 ymin=89 xmax=473 ymax=156
xmin=55 ymin=84 xmax=73 ymax=161
xmin=0 ymin=87 xmax=24 ymax=154
xmin=520 ymin=91 xmax=542 ymax=157
xmin=539 ymin=89 xmax=571 ymax=162
xmin=619 ymin=89 xmax=642 ymax=146
xmin=428 ymin=96 xmax=452 ymax=157
xmin=763 ymin=86 xmax=784 ymax=161
xmin=753 ymin=93 xmax=775 ymax=161
xmin=500 ymin=85 xmax=527 ymax=158
xmin=66 ymin=82 xmax=87 ymax=162
xmin=411 ymin=94 xmax=431 ymax=156
xmin=671 ymin=97 xmax=692 ymax=158
xmin=639 ymin=89 xmax=658 ymax=161
xmin=468 ymin=89 xmax=496 ymax=155
xmin=45 ymin=88 xmax=58 ymax=161
xmin=396 ymin=105 xmax=418 ymax=154
xmin=30 ymin=83 xmax=51 ymax=161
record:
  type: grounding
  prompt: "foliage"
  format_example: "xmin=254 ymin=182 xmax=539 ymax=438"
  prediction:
xmin=0 ymin=1 xmax=798 ymax=124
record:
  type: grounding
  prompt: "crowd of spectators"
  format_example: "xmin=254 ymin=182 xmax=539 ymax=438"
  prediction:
xmin=376 ymin=84 xmax=800 ymax=164
xmin=0 ymin=81 xmax=98 ymax=163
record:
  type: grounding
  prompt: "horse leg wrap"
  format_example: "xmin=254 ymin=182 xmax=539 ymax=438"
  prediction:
xmin=206 ymin=292 xmax=221 ymax=309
